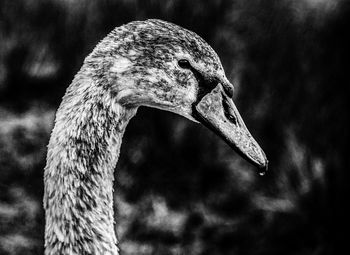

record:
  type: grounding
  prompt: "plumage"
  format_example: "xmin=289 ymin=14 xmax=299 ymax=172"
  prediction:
xmin=44 ymin=19 xmax=267 ymax=255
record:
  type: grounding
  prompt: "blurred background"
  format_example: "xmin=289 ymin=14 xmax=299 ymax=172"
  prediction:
xmin=0 ymin=0 xmax=349 ymax=254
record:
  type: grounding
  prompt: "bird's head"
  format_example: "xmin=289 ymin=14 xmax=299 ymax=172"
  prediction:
xmin=90 ymin=19 xmax=267 ymax=171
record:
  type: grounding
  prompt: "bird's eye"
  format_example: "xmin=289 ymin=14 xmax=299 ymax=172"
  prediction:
xmin=178 ymin=59 xmax=191 ymax=69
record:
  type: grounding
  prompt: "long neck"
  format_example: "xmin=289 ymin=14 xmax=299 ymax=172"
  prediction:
xmin=43 ymin=69 xmax=136 ymax=255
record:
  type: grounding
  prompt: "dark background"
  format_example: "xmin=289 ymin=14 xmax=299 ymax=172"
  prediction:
xmin=0 ymin=0 xmax=349 ymax=254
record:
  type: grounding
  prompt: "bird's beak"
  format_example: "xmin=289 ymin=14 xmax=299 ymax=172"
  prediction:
xmin=194 ymin=83 xmax=268 ymax=172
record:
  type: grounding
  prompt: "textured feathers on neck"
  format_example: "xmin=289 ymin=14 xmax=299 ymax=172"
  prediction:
xmin=44 ymin=68 xmax=137 ymax=254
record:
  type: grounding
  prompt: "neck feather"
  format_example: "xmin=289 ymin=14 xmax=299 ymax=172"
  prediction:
xmin=43 ymin=69 xmax=136 ymax=255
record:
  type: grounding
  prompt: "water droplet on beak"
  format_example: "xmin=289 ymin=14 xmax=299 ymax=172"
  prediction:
xmin=258 ymin=170 xmax=266 ymax=176
xmin=258 ymin=161 xmax=268 ymax=176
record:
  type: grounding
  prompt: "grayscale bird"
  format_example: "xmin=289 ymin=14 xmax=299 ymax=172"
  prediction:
xmin=43 ymin=19 xmax=268 ymax=255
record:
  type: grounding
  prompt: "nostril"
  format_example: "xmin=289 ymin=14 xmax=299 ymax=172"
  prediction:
xmin=226 ymin=112 xmax=237 ymax=126
xmin=222 ymin=97 xmax=237 ymax=125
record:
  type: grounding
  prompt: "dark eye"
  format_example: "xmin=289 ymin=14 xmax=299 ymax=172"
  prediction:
xmin=178 ymin=59 xmax=191 ymax=69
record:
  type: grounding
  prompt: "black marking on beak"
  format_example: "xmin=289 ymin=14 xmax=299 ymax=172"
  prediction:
xmin=178 ymin=58 xmax=220 ymax=101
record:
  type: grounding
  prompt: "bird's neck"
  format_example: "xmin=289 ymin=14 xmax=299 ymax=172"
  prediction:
xmin=43 ymin=70 xmax=136 ymax=255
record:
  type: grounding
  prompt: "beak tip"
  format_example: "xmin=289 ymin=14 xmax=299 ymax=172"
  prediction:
xmin=257 ymin=158 xmax=268 ymax=176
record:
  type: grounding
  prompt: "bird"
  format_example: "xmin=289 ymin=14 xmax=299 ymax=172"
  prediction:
xmin=43 ymin=19 xmax=268 ymax=255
